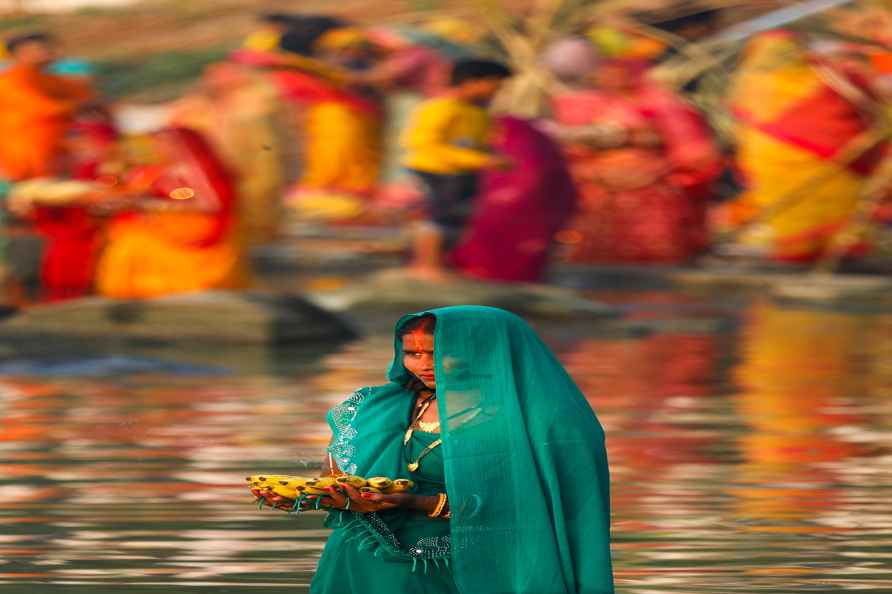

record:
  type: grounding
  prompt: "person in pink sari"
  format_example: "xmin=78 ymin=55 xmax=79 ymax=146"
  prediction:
xmin=549 ymin=54 xmax=722 ymax=264
xmin=449 ymin=116 xmax=577 ymax=282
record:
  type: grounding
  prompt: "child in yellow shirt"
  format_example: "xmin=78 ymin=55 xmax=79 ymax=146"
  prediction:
xmin=401 ymin=59 xmax=512 ymax=279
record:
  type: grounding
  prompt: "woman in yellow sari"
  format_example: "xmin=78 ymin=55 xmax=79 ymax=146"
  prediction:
xmin=722 ymin=31 xmax=884 ymax=262
xmin=96 ymin=127 xmax=248 ymax=299
xmin=233 ymin=23 xmax=382 ymax=221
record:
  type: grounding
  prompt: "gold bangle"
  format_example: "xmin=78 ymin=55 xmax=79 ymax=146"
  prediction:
xmin=428 ymin=492 xmax=447 ymax=518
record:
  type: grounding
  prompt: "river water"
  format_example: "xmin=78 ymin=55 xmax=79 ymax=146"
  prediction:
xmin=1 ymin=290 xmax=891 ymax=593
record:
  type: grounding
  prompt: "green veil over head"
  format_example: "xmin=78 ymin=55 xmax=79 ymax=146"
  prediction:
xmin=327 ymin=306 xmax=614 ymax=594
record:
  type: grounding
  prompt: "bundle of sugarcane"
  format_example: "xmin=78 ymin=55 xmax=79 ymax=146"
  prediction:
xmin=247 ymin=474 xmax=415 ymax=512
xmin=464 ymin=0 xmax=752 ymax=117
xmin=466 ymin=0 xmax=592 ymax=117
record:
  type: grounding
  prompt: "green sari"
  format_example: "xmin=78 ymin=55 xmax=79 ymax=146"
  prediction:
xmin=311 ymin=306 xmax=614 ymax=594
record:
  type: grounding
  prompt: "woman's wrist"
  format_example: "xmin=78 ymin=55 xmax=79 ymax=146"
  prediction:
xmin=405 ymin=493 xmax=450 ymax=518
xmin=407 ymin=494 xmax=437 ymax=513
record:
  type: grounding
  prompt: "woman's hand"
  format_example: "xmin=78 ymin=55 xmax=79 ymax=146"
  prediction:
xmin=250 ymin=487 xmax=300 ymax=512
xmin=314 ymin=483 xmax=413 ymax=514
xmin=251 ymin=482 xmax=436 ymax=516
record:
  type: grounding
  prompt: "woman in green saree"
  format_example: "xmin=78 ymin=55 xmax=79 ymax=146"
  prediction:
xmin=263 ymin=306 xmax=614 ymax=594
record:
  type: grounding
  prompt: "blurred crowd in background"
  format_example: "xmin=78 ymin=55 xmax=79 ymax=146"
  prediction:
xmin=0 ymin=0 xmax=890 ymax=304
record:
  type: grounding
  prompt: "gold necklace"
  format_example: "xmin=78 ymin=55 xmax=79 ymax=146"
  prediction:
xmin=407 ymin=437 xmax=442 ymax=472
xmin=417 ymin=419 xmax=441 ymax=432
xmin=404 ymin=392 xmax=442 ymax=472
xmin=403 ymin=392 xmax=435 ymax=444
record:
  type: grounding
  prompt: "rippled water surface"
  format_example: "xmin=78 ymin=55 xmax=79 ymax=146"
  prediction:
xmin=2 ymin=291 xmax=891 ymax=593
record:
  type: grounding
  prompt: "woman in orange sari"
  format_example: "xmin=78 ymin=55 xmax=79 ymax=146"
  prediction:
xmin=95 ymin=127 xmax=248 ymax=299
xmin=0 ymin=33 xmax=94 ymax=181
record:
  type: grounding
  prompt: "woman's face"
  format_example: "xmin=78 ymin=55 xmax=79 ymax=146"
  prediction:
xmin=402 ymin=331 xmax=436 ymax=389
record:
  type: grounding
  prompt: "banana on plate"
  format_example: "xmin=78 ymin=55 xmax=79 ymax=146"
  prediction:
xmin=247 ymin=474 xmax=416 ymax=503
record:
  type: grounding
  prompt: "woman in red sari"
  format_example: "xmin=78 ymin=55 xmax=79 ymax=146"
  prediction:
xmin=550 ymin=58 xmax=722 ymax=264
xmin=28 ymin=119 xmax=116 ymax=301
xmin=95 ymin=127 xmax=248 ymax=299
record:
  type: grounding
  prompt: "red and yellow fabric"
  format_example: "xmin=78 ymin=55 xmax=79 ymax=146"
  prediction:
xmin=232 ymin=49 xmax=382 ymax=218
xmin=725 ymin=31 xmax=882 ymax=262
xmin=96 ymin=128 xmax=248 ymax=299
xmin=0 ymin=64 xmax=93 ymax=180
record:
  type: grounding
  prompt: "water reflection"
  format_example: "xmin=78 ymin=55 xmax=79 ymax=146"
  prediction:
xmin=1 ymin=294 xmax=892 ymax=592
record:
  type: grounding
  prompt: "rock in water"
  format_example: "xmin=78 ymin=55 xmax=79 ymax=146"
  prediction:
xmin=0 ymin=291 xmax=357 ymax=345
xmin=306 ymin=269 xmax=619 ymax=319
xmin=771 ymin=274 xmax=892 ymax=309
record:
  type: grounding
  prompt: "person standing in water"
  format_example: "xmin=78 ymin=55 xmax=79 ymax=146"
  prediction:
xmin=401 ymin=60 xmax=513 ymax=280
xmin=256 ymin=306 xmax=615 ymax=594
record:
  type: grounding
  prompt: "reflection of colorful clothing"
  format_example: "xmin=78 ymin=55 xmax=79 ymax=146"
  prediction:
xmin=561 ymin=325 xmax=718 ymax=515
xmin=450 ymin=117 xmax=577 ymax=282
xmin=96 ymin=128 xmax=247 ymax=299
xmin=725 ymin=32 xmax=883 ymax=262
xmin=0 ymin=64 xmax=93 ymax=180
xmin=553 ymin=72 xmax=721 ymax=264
xmin=314 ymin=307 xmax=613 ymax=594
xmin=732 ymin=303 xmax=864 ymax=523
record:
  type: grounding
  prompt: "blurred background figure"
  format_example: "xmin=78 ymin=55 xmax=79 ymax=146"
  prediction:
xmin=95 ymin=127 xmax=248 ymax=299
xmin=546 ymin=37 xmax=722 ymax=264
xmin=0 ymin=32 xmax=94 ymax=181
xmin=718 ymin=31 xmax=886 ymax=263
xmin=0 ymin=31 xmax=103 ymax=302
xmin=170 ymin=61 xmax=289 ymax=246
xmin=449 ymin=116 xmax=577 ymax=283
xmin=234 ymin=16 xmax=382 ymax=223
xmin=28 ymin=118 xmax=118 ymax=301
xmin=401 ymin=58 xmax=512 ymax=280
